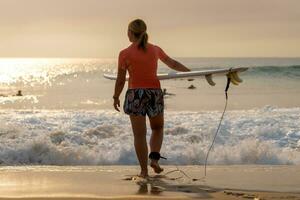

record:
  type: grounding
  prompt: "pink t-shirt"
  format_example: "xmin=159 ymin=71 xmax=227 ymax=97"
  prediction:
xmin=118 ymin=43 xmax=168 ymax=89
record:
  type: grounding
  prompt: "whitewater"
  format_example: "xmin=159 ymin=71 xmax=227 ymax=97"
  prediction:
xmin=0 ymin=107 xmax=299 ymax=165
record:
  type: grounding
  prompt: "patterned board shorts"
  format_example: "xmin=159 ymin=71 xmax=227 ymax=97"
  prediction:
xmin=123 ymin=88 xmax=164 ymax=117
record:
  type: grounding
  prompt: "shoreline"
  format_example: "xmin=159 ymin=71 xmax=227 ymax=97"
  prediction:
xmin=0 ymin=165 xmax=299 ymax=200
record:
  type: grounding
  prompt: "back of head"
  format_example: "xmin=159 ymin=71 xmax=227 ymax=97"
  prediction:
xmin=128 ymin=19 xmax=148 ymax=51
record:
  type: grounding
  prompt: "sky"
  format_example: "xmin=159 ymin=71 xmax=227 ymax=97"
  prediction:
xmin=0 ymin=0 xmax=299 ymax=58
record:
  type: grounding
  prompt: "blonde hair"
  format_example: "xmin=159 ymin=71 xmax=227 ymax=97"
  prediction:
xmin=128 ymin=19 xmax=148 ymax=51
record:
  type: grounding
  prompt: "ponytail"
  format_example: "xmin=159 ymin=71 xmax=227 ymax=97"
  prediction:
xmin=138 ymin=32 xmax=148 ymax=51
xmin=128 ymin=19 xmax=148 ymax=52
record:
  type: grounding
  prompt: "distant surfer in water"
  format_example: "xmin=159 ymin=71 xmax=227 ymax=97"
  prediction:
xmin=162 ymin=88 xmax=175 ymax=97
xmin=188 ymin=84 xmax=196 ymax=89
xmin=15 ymin=90 xmax=23 ymax=96
xmin=113 ymin=19 xmax=190 ymax=178
xmin=0 ymin=90 xmax=23 ymax=97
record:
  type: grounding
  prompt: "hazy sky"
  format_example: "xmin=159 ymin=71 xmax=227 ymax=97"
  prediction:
xmin=0 ymin=0 xmax=299 ymax=58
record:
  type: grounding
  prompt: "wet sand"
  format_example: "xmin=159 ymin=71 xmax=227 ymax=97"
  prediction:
xmin=0 ymin=165 xmax=299 ymax=200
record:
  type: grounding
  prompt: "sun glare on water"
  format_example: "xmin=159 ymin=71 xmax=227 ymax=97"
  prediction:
xmin=0 ymin=58 xmax=56 ymax=85
xmin=0 ymin=58 xmax=104 ymax=86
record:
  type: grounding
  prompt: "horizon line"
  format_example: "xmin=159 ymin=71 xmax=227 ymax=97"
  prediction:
xmin=0 ymin=56 xmax=300 ymax=59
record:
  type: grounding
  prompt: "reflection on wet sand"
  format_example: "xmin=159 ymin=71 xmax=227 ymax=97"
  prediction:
xmin=124 ymin=174 xmax=218 ymax=199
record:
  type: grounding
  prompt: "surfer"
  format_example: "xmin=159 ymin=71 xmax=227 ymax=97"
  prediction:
xmin=15 ymin=90 xmax=23 ymax=96
xmin=188 ymin=84 xmax=196 ymax=89
xmin=0 ymin=90 xmax=23 ymax=97
xmin=162 ymin=88 xmax=175 ymax=97
xmin=113 ymin=19 xmax=190 ymax=178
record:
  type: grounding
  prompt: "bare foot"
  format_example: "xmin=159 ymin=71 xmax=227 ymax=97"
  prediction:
xmin=139 ymin=170 xmax=149 ymax=178
xmin=150 ymin=160 xmax=163 ymax=174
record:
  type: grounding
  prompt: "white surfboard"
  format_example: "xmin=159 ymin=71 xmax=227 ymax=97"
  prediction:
xmin=103 ymin=67 xmax=248 ymax=86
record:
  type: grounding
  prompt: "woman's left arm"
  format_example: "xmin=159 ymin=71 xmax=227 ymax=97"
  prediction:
xmin=113 ymin=67 xmax=126 ymax=112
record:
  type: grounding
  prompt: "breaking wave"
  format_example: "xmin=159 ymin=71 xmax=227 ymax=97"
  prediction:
xmin=0 ymin=107 xmax=299 ymax=165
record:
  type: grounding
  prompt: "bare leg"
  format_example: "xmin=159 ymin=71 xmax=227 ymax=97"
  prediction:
xmin=129 ymin=115 xmax=148 ymax=177
xmin=149 ymin=113 xmax=164 ymax=174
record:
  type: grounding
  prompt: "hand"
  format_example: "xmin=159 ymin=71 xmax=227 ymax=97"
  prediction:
xmin=113 ymin=98 xmax=120 ymax=112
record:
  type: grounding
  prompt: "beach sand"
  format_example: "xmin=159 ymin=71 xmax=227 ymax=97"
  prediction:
xmin=0 ymin=165 xmax=299 ymax=200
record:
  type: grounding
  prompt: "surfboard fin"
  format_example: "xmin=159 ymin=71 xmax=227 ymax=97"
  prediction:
xmin=231 ymin=72 xmax=243 ymax=83
xmin=205 ymin=74 xmax=216 ymax=86
xmin=227 ymin=72 xmax=241 ymax=85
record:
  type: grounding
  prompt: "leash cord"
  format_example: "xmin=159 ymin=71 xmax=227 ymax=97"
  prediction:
xmin=203 ymin=93 xmax=228 ymax=177
xmin=203 ymin=75 xmax=231 ymax=177
xmin=163 ymin=75 xmax=231 ymax=181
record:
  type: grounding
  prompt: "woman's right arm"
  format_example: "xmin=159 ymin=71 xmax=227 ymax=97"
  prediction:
xmin=113 ymin=51 xmax=127 ymax=112
xmin=161 ymin=57 xmax=190 ymax=72
xmin=113 ymin=67 xmax=126 ymax=112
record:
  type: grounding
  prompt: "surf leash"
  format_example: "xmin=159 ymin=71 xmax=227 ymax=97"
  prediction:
xmin=203 ymin=68 xmax=232 ymax=177
xmin=163 ymin=68 xmax=233 ymax=182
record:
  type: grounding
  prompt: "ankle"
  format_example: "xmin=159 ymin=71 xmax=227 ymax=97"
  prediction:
xmin=140 ymin=169 xmax=148 ymax=177
xmin=150 ymin=159 xmax=158 ymax=164
xmin=149 ymin=152 xmax=167 ymax=161
xmin=141 ymin=167 xmax=148 ymax=172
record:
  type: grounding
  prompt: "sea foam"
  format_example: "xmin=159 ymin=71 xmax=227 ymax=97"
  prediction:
xmin=0 ymin=107 xmax=299 ymax=165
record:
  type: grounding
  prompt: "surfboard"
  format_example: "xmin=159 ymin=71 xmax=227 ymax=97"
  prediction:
xmin=103 ymin=67 xmax=248 ymax=86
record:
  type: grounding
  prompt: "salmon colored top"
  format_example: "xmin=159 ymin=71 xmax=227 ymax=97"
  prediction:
xmin=118 ymin=43 xmax=169 ymax=89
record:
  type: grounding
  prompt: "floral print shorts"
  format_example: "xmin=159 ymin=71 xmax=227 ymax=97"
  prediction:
xmin=123 ymin=88 xmax=164 ymax=117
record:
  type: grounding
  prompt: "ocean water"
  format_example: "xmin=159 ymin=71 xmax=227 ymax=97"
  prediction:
xmin=0 ymin=57 xmax=299 ymax=165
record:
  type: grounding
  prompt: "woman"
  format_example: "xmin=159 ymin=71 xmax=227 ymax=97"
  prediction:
xmin=113 ymin=19 xmax=190 ymax=178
